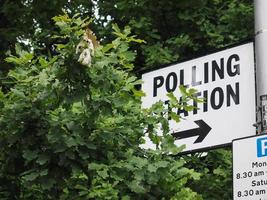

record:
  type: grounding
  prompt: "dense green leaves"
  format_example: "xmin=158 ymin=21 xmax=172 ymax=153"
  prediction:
xmin=96 ymin=0 xmax=253 ymax=71
xmin=0 ymin=14 xmax=202 ymax=199
xmin=184 ymin=149 xmax=233 ymax=199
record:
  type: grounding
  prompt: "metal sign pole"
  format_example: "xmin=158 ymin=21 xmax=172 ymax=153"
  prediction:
xmin=255 ymin=0 xmax=267 ymax=134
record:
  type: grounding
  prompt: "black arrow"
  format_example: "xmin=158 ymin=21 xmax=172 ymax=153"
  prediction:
xmin=171 ymin=120 xmax=211 ymax=143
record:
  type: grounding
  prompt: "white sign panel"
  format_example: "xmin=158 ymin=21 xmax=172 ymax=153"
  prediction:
xmin=142 ymin=43 xmax=256 ymax=152
xmin=233 ymin=135 xmax=267 ymax=200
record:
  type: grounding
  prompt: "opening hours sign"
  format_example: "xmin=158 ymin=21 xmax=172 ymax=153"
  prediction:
xmin=233 ymin=135 xmax=267 ymax=200
xmin=141 ymin=43 xmax=256 ymax=152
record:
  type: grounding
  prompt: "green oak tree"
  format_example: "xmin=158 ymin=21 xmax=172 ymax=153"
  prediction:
xmin=0 ymin=13 xmax=202 ymax=199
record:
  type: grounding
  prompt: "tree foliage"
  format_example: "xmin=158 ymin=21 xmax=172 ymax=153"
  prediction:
xmin=0 ymin=13 xmax=202 ymax=199
xmin=96 ymin=0 xmax=253 ymax=71
xmin=0 ymin=0 xmax=94 ymax=77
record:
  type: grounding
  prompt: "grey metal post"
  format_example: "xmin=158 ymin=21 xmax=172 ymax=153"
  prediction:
xmin=255 ymin=0 xmax=267 ymax=133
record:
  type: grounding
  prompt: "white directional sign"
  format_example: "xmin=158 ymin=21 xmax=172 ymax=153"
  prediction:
xmin=141 ymin=43 xmax=256 ymax=152
xmin=233 ymin=135 xmax=267 ymax=200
